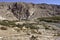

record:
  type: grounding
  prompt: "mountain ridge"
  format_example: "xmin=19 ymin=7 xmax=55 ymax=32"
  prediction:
xmin=0 ymin=2 xmax=60 ymax=21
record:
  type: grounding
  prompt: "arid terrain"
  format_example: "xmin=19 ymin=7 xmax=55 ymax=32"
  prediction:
xmin=0 ymin=2 xmax=60 ymax=40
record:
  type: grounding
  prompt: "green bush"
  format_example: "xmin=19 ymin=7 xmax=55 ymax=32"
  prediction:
xmin=0 ymin=21 xmax=9 ymax=26
xmin=16 ymin=24 xmax=23 ymax=28
xmin=0 ymin=20 xmax=16 ymax=27
xmin=42 ymin=23 xmax=49 ymax=30
xmin=37 ymin=16 xmax=60 ymax=23
xmin=22 ymin=23 xmax=39 ymax=29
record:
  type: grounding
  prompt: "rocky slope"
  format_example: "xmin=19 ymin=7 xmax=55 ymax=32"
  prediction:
xmin=0 ymin=2 xmax=60 ymax=20
xmin=0 ymin=21 xmax=60 ymax=40
xmin=0 ymin=2 xmax=60 ymax=40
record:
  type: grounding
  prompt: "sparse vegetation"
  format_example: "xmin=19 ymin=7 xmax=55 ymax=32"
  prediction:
xmin=54 ymin=33 xmax=60 ymax=36
xmin=23 ymin=23 xmax=39 ymax=29
xmin=38 ymin=32 xmax=42 ymax=34
xmin=37 ymin=16 xmax=60 ymax=23
xmin=0 ymin=20 xmax=16 ymax=27
xmin=52 ymin=27 xmax=56 ymax=30
xmin=57 ymin=33 xmax=60 ymax=36
xmin=42 ymin=23 xmax=49 ymax=30
xmin=0 ymin=20 xmax=39 ymax=30
xmin=16 ymin=24 xmax=23 ymax=29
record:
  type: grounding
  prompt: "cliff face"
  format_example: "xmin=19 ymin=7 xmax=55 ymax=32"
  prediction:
xmin=0 ymin=2 xmax=60 ymax=20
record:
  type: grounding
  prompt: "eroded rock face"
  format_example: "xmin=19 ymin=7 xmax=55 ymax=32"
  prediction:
xmin=0 ymin=2 xmax=60 ymax=20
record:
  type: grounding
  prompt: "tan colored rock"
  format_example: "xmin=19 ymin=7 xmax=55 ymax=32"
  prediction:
xmin=22 ymin=26 xmax=27 ymax=30
xmin=13 ymin=27 xmax=20 ymax=32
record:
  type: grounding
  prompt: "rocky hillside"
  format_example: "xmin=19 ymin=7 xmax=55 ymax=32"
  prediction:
xmin=0 ymin=2 xmax=60 ymax=40
xmin=0 ymin=2 xmax=60 ymax=21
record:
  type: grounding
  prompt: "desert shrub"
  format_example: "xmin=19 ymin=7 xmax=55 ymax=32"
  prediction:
xmin=42 ymin=23 xmax=49 ymax=30
xmin=30 ymin=26 xmax=39 ymax=29
xmin=29 ymin=24 xmax=38 ymax=29
xmin=0 ymin=27 xmax=7 ymax=30
xmin=16 ymin=24 xmax=23 ymax=28
xmin=0 ymin=21 xmax=9 ymax=26
xmin=0 ymin=20 xmax=16 ymax=27
xmin=45 ymin=27 xmax=49 ymax=29
xmin=30 ymin=35 xmax=38 ymax=40
xmin=57 ymin=33 xmax=60 ymax=36
xmin=8 ymin=21 xmax=16 ymax=26
xmin=38 ymin=32 xmax=42 ymax=34
xmin=37 ymin=16 xmax=60 ymax=23
xmin=52 ymin=27 xmax=56 ymax=30
xmin=22 ymin=23 xmax=39 ymax=29
xmin=54 ymin=33 xmax=60 ymax=36
xmin=44 ymin=26 xmax=49 ymax=30
xmin=21 ymin=19 xmax=29 ymax=21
